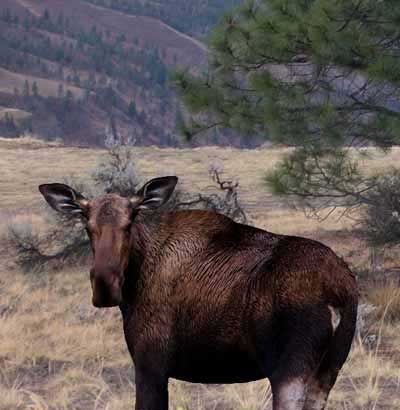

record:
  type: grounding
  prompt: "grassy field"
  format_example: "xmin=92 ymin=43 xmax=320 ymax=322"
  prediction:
xmin=1 ymin=136 xmax=400 ymax=234
xmin=0 ymin=138 xmax=399 ymax=409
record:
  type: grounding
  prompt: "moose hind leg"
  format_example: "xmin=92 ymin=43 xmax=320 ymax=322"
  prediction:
xmin=272 ymin=378 xmax=307 ymax=410
xmin=303 ymin=302 xmax=356 ymax=410
xmin=268 ymin=306 xmax=334 ymax=410
xmin=302 ymin=377 xmax=332 ymax=410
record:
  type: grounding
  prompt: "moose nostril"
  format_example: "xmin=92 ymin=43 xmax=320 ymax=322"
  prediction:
xmin=96 ymin=276 xmax=111 ymax=295
xmin=92 ymin=274 xmax=122 ymax=307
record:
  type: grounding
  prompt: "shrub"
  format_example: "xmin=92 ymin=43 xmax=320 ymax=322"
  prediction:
xmin=8 ymin=208 xmax=90 ymax=273
xmin=172 ymin=166 xmax=247 ymax=224
xmin=362 ymin=171 xmax=400 ymax=248
xmin=91 ymin=145 xmax=140 ymax=197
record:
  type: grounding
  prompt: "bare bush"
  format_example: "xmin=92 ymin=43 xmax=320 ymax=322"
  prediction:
xmin=355 ymin=303 xmax=377 ymax=347
xmin=92 ymin=145 xmax=140 ymax=197
xmin=8 ymin=214 xmax=90 ymax=272
xmin=8 ymin=177 xmax=93 ymax=273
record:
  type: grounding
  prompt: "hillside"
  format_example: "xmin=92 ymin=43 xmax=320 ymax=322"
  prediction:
xmin=0 ymin=0 xmax=251 ymax=147
xmin=81 ymin=0 xmax=241 ymax=39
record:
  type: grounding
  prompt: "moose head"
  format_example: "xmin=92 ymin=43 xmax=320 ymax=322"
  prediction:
xmin=39 ymin=176 xmax=178 ymax=307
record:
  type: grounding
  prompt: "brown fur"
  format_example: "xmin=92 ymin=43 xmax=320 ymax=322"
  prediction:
xmin=96 ymin=208 xmax=357 ymax=409
xmin=39 ymin=183 xmax=358 ymax=410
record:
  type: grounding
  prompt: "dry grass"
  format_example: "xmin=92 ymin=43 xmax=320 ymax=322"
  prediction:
xmin=1 ymin=138 xmax=399 ymax=409
xmin=0 ymin=266 xmax=399 ymax=410
xmin=367 ymin=284 xmax=400 ymax=323
xmin=2 ymin=138 xmax=400 ymax=234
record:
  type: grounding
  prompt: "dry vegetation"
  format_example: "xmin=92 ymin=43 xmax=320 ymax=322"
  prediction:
xmin=0 ymin=138 xmax=399 ymax=409
xmin=2 ymin=137 xmax=400 ymax=233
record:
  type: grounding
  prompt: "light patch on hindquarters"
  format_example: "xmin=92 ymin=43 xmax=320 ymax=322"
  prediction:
xmin=328 ymin=305 xmax=341 ymax=333
xmin=278 ymin=378 xmax=306 ymax=410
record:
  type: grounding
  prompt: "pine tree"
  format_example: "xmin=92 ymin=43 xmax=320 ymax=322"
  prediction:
xmin=57 ymin=83 xmax=64 ymax=99
xmin=175 ymin=0 xmax=400 ymax=213
xmin=128 ymin=100 xmax=137 ymax=118
xmin=23 ymin=79 xmax=30 ymax=98
xmin=32 ymin=81 xmax=39 ymax=97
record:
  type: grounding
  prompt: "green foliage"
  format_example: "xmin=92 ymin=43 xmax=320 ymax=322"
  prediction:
xmin=265 ymin=147 xmax=370 ymax=216
xmin=362 ymin=171 xmax=400 ymax=248
xmin=176 ymin=0 xmax=400 ymax=216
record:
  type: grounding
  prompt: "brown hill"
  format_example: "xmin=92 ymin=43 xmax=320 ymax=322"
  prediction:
xmin=0 ymin=0 xmax=215 ymax=147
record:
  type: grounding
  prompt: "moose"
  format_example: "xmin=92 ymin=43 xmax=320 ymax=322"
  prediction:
xmin=39 ymin=176 xmax=358 ymax=410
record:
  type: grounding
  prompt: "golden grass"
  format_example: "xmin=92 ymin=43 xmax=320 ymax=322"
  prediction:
xmin=0 ymin=264 xmax=399 ymax=410
xmin=367 ymin=284 xmax=400 ymax=323
xmin=0 ymin=268 xmax=128 ymax=367
xmin=0 ymin=383 xmax=25 ymax=410
xmin=1 ymin=139 xmax=400 ymax=408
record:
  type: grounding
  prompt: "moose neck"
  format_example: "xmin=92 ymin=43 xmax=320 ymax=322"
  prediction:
xmin=131 ymin=210 xmax=168 ymax=260
xmin=122 ymin=211 xmax=168 ymax=299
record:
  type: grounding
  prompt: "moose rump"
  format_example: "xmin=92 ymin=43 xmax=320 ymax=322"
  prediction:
xmin=39 ymin=176 xmax=358 ymax=410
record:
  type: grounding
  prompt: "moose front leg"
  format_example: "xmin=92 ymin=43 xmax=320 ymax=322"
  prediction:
xmin=135 ymin=367 xmax=169 ymax=410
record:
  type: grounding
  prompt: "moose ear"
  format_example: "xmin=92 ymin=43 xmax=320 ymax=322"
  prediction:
xmin=134 ymin=176 xmax=178 ymax=210
xmin=38 ymin=183 xmax=88 ymax=216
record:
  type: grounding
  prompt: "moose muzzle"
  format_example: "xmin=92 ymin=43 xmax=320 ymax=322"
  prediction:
xmin=91 ymin=269 xmax=123 ymax=308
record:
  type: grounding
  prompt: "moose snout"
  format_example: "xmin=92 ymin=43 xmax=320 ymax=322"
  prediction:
xmin=90 ymin=268 xmax=123 ymax=308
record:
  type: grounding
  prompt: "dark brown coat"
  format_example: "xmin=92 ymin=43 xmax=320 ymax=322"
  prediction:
xmin=39 ymin=177 xmax=358 ymax=410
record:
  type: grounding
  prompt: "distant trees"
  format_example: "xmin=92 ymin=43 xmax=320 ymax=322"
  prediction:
xmin=0 ymin=113 xmax=18 ymax=137
xmin=128 ymin=100 xmax=137 ymax=118
xmin=23 ymin=80 xmax=30 ymax=98
xmin=0 ymin=1 xmax=237 ymax=146
xmin=0 ymin=111 xmax=33 ymax=138
xmin=1 ymin=8 xmax=18 ymax=24
xmin=80 ymin=0 xmax=241 ymax=38
xmin=32 ymin=81 xmax=39 ymax=97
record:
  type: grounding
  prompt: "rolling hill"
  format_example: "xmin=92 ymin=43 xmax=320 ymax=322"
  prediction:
xmin=0 ymin=0 xmax=250 ymax=147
